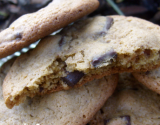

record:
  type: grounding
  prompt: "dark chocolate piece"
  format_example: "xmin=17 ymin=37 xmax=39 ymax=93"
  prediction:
xmin=121 ymin=115 xmax=131 ymax=125
xmin=100 ymin=109 xmax=104 ymax=114
xmin=131 ymin=88 xmax=139 ymax=91
xmin=104 ymin=119 xmax=110 ymax=125
xmin=106 ymin=17 xmax=113 ymax=30
xmin=39 ymin=87 xmax=43 ymax=93
xmin=58 ymin=36 xmax=64 ymax=47
xmin=145 ymin=71 xmax=150 ymax=75
xmin=15 ymin=32 xmax=22 ymax=40
xmin=92 ymin=49 xmax=117 ymax=68
xmin=104 ymin=115 xmax=131 ymax=125
xmin=144 ymin=49 xmax=151 ymax=56
xmin=98 ymin=31 xmax=106 ymax=36
xmin=62 ymin=71 xmax=84 ymax=87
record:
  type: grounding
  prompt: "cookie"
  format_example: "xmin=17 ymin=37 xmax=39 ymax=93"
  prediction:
xmin=132 ymin=67 xmax=160 ymax=94
xmin=0 ymin=0 xmax=99 ymax=58
xmin=89 ymin=73 xmax=160 ymax=125
xmin=0 ymin=61 xmax=118 ymax=124
xmin=4 ymin=15 xmax=160 ymax=108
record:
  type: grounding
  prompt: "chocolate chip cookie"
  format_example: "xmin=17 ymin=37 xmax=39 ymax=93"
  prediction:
xmin=133 ymin=67 xmax=160 ymax=94
xmin=89 ymin=73 xmax=160 ymax=125
xmin=0 ymin=60 xmax=118 ymax=124
xmin=4 ymin=15 xmax=160 ymax=108
xmin=0 ymin=0 xmax=99 ymax=58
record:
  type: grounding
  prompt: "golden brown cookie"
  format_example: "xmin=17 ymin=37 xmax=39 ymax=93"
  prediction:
xmin=0 ymin=60 xmax=118 ymax=124
xmin=133 ymin=67 xmax=160 ymax=94
xmin=89 ymin=73 xmax=160 ymax=125
xmin=4 ymin=15 xmax=160 ymax=108
xmin=0 ymin=0 xmax=99 ymax=58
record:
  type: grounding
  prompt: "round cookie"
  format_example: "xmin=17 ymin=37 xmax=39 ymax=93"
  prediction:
xmin=0 ymin=60 xmax=118 ymax=124
xmin=4 ymin=15 xmax=160 ymax=108
xmin=88 ymin=73 xmax=160 ymax=125
xmin=0 ymin=0 xmax=99 ymax=58
xmin=133 ymin=67 xmax=160 ymax=94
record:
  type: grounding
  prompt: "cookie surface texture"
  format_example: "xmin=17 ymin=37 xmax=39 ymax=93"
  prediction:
xmin=0 ymin=0 xmax=99 ymax=58
xmin=3 ymin=15 xmax=160 ymax=108
xmin=0 ymin=61 xmax=118 ymax=124
xmin=89 ymin=73 xmax=160 ymax=125
xmin=133 ymin=67 xmax=160 ymax=94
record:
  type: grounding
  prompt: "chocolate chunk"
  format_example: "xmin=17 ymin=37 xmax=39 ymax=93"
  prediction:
xmin=106 ymin=17 xmax=113 ymax=30
xmin=15 ymin=32 xmax=22 ymax=40
xmin=39 ymin=87 xmax=43 ymax=93
xmin=121 ymin=115 xmax=131 ymax=125
xmin=144 ymin=49 xmax=151 ymax=56
xmin=131 ymin=88 xmax=139 ymax=91
xmin=92 ymin=50 xmax=117 ymax=68
xmin=58 ymin=36 xmax=64 ymax=47
xmin=98 ymin=31 xmax=106 ymax=36
xmin=62 ymin=71 xmax=84 ymax=87
xmin=104 ymin=119 xmax=110 ymax=124
xmin=145 ymin=71 xmax=150 ymax=75
xmin=100 ymin=109 xmax=104 ymax=114
xmin=104 ymin=115 xmax=131 ymax=125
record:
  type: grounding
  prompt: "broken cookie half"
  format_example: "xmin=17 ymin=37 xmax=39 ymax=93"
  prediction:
xmin=0 ymin=59 xmax=118 ymax=124
xmin=3 ymin=16 xmax=160 ymax=108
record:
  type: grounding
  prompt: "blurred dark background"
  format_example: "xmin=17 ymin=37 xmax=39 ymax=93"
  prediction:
xmin=0 ymin=0 xmax=160 ymax=30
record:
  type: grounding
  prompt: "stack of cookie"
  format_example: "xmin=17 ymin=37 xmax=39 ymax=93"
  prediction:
xmin=1 ymin=0 xmax=160 ymax=124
